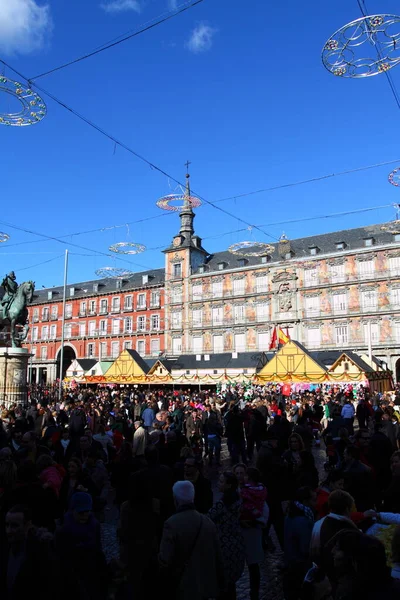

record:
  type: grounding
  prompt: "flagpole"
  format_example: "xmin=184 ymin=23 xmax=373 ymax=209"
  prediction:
xmin=58 ymin=249 xmax=69 ymax=401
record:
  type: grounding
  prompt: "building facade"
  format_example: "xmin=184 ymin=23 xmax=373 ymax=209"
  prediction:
xmin=21 ymin=177 xmax=400 ymax=383
xmin=25 ymin=269 xmax=165 ymax=383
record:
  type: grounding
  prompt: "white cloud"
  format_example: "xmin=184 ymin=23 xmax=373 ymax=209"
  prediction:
xmin=186 ymin=22 xmax=217 ymax=54
xmin=0 ymin=0 xmax=52 ymax=55
xmin=101 ymin=0 xmax=141 ymax=13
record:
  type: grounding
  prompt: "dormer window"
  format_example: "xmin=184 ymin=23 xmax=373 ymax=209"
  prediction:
xmin=364 ymin=237 xmax=374 ymax=247
xmin=336 ymin=241 xmax=346 ymax=250
xmin=93 ymin=283 xmax=98 ymax=293
xmin=394 ymin=233 xmax=400 ymax=242
xmin=199 ymin=266 xmax=205 ymax=274
xmin=116 ymin=279 xmax=122 ymax=290
xmin=285 ymin=252 xmax=292 ymax=260
xmin=47 ymin=291 xmax=52 ymax=300
xmin=69 ymin=287 xmax=75 ymax=297
xmin=309 ymin=246 xmax=319 ymax=256
xmin=261 ymin=256 xmax=268 ymax=264
xmin=237 ymin=258 xmax=248 ymax=267
xmin=218 ymin=262 xmax=225 ymax=271
xmin=142 ymin=274 xmax=149 ymax=285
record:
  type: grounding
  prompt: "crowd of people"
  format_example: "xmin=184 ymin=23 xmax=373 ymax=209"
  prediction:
xmin=1 ymin=383 xmax=400 ymax=599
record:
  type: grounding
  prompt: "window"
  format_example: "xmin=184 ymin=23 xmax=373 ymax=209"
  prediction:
xmin=88 ymin=321 xmax=96 ymax=336
xmin=151 ymin=314 xmax=160 ymax=330
xmin=33 ymin=308 xmax=39 ymax=322
xmin=394 ymin=234 xmax=400 ymax=243
xmin=137 ymin=293 xmax=146 ymax=308
xmin=50 ymin=325 xmax=56 ymax=339
xmin=137 ymin=316 xmax=146 ymax=331
xmin=65 ymin=304 xmax=72 ymax=318
xmin=32 ymin=327 xmax=38 ymax=341
xmin=172 ymin=337 xmax=182 ymax=355
xmin=305 ymin=295 xmax=320 ymax=316
xmin=79 ymin=322 xmax=86 ymax=337
xmin=391 ymin=288 xmax=400 ymax=307
xmin=192 ymin=336 xmax=203 ymax=353
xmin=151 ymin=338 xmax=160 ymax=356
xmin=335 ymin=325 xmax=348 ymax=345
xmin=212 ymin=306 xmax=223 ymax=326
xmin=173 ymin=263 xmax=182 ymax=278
xmin=199 ymin=266 xmax=205 ymax=274
xmin=218 ymin=262 xmax=225 ymax=271
xmin=124 ymin=295 xmax=132 ymax=310
xmin=234 ymin=333 xmax=246 ymax=352
xmin=237 ymin=259 xmax=247 ymax=268
xmin=171 ymin=312 xmax=182 ymax=329
xmin=213 ymin=335 xmax=224 ymax=353
xmin=364 ymin=238 xmax=374 ymax=247
xmin=112 ymin=319 xmax=121 ymax=334
xmin=363 ymin=322 xmax=379 ymax=344
xmin=192 ymin=308 xmax=202 ymax=327
xmin=389 ymin=256 xmax=400 ymax=276
xmin=41 ymin=346 xmax=47 ymax=360
xmin=88 ymin=343 xmax=95 ymax=358
xmin=336 ymin=242 xmax=345 ymax=250
xmin=123 ymin=340 xmax=132 ymax=350
xmin=116 ymin=279 xmax=122 ymax=290
xmin=100 ymin=342 xmax=107 ymax=358
xmin=41 ymin=326 xmax=48 ymax=340
xmin=79 ymin=301 xmax=86 ymax=316
xmin=142 ymin=274 xmax=148 ymax=285
xmin=234 ymin=305 xmax=245 ymax=324
xmin=69 ymin=287 xmax=75 ymax=297
xmin=42 ymin=307 xmax=49 ymax=320
xmin=112 ymin=297 xmax=120 ymax=312
xmin=111 ymin=341 xmax=119 ymax=358
xmin=331 ymin=263 xmax=345 ymax=283
xmin=100 ymin=299 xmax=108 ymax=314
xmin=51 ymin=306 xmax=58 ymax=319
xmin=233 ymin=278 xmax=245 ymax=296
xmin=307 ymin=327 xmax=321 ymax=348
xmin=309 ymin=247 xmax=318 ymax=256
xmin=304 ymin=267 xmax=317 ymax=287
xmin=137 ymin=340 xmax=145 ymax=355
xmin=99 ymin=319 xmax=107 ymax=334
xmin=258 ymin=332 xmax=269 ymax=351
xmin=256 ymin=303 xmax=268 ymax=322
xmin=171 ymin=287 xmax=182 ymax=304
xmin=64 ymin=323 xmax=72 ymax=338
xmin=361 ymin=290 xmax=377 ymax=311
xmin=256 ymin=275 xmax=268 ymax=293
xmin=89 ymin=300 xmax=96 ymax=314
xmin=93 ymin=283 xmax=98 ymax=292
xmin=31 ymin=347 xmax=37 ymax=357
xmin=124 ymin=317 xmax=133 ymax=333
xmin=333 ymin=293 xmax=347 ymax=314
xmin=151 ymin=291 xmax=160 ymax=307
xmin=357 ymin=259 xmax=374 ymax=278
xmin=47 ymin=291 xmax=52 ymax=300
xmin=212 ymin=280 xmax=223 ymax=298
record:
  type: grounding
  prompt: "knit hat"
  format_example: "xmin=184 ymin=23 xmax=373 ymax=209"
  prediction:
xmin=70 ymin=492 xmax=92 ymax=513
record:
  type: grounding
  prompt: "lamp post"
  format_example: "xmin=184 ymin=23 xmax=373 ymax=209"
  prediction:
xmin=58 ymin=250 xmax=69 ymax=400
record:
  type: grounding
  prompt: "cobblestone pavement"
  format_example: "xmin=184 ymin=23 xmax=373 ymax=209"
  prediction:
xmin=101 ymin=440 xmax=327 ymax=599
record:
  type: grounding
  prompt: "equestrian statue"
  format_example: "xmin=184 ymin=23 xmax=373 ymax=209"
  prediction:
xmin=0 ymin=272 xmax=35 ymax=348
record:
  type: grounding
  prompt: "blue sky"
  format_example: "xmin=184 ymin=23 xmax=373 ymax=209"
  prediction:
xmin=1 ymin=0 xmax=400 ymax=287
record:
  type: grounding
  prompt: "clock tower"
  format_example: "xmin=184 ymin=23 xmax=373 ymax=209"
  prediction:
xmin=163 ymin=169 xmax=208 ymax=355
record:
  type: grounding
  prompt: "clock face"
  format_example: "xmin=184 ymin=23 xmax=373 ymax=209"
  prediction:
xmin=173 ymin=236 xmax=181 ymax=247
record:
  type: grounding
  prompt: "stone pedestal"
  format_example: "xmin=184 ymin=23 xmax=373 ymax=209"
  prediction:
xmin=0 ymin=348 xmax=29 ymax=407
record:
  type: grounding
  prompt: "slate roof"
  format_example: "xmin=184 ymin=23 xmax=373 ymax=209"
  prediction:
xmin=172 ymin=352 xmax=272 ymax=371
xmin=145 ymin=358 xmax=173 ymax=372
xmin=76 ymin=359 xmax=97 ymax=371
xmin=194 ymin=221 xmax=399 ymax=274
xmin=309 ymin=350 xmax=375 ymax=372
xmin=29 ymin=268 xmax=165 ymax=305
xmin=339 ymin=351 xmax=374 ymax=373
xmin=125 ymin=349 xmax=152 ymax=374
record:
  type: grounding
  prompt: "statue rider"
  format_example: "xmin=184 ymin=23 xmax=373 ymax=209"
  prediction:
xmin=1 ymin=271 xmax=18 ymax=313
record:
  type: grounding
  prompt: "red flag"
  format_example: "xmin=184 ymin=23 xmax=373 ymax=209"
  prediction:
xmin=269 ymin=326 xmax=277 ymax=350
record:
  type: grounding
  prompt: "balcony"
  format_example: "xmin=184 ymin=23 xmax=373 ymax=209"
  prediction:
xmin=111 ymin=307 xmax=121 ymax=314
xmin=136 ymin=304 xmax=147 ymax=311
xmin=79 ymin=310 xmax=87 ymax=317
xmin=65 ymin=313 xmax=73 ymax=320
xmin=50 ymin=314 xmax=58 ymax=321
xmin=150 ymin=301 xmax=161 ymax=309
xmin=89 ymin=310 xmax=97 ymax=316
xmin=32 ymin=316 xmax=39 ymax=323
xmin=42 ymin=315 xmax=49 ymax=322
xmin=99 ymin=309 xmax=108 ymax=315
xmin=123 ymin=306 xmax=133 ymax=312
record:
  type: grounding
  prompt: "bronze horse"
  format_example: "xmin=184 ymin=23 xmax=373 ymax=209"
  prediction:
xmin=0 ymin=281 xmax=35 ymax=347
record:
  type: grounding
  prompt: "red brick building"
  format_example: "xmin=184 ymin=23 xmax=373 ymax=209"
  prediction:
xmin=25 ymin=269 xmax=165 ymax=383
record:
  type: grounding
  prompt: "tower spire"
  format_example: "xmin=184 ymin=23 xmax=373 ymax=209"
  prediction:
xmin=184 ymin=160 xmax=191 ymax=199
xmin=180 ymin=160 xmax=194 ymax=236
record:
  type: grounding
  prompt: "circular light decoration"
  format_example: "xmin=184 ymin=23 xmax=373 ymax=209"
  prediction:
xmin=381 ymin=220 xmax=400 ymax=234
xmin=0 ymin=76 xmax=47 ymax=126
xmin=0 ymin=232 xmax=10 ymax=242
xmin=322 ymin=14 xmax=400 ymax=78
xmin=95 ymin=267 xmax=135 ymax=279
xmin=109 ymin=242 xmax=146 ymax=255
xmin=156 ymin=193 xmax=202 ymax=212
xmin=388 ymin=167 xmax=400 ymax=187
xmin=228 ymin=241 xmax=275 ymax=257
